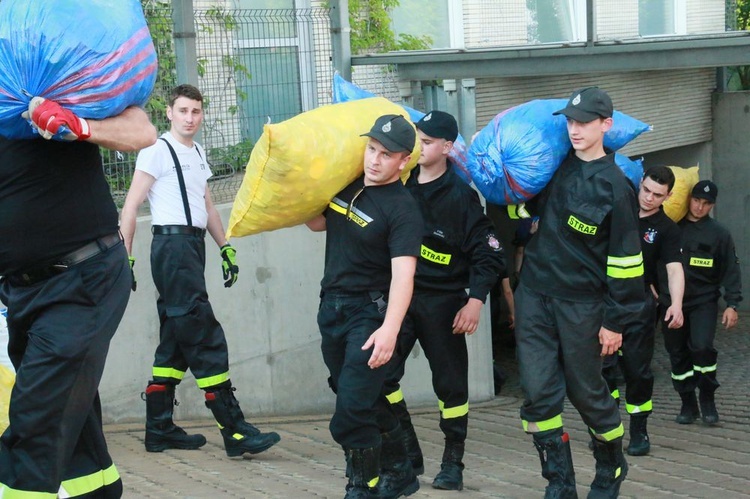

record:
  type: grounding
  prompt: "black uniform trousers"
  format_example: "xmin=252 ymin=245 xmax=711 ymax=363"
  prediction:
xmin=384 ymin=289 xmax=469 ymax=442
xmin=662 ymin=300 xmax=720 ymax=394
xmin=603 ymin=291 xmax=657 ymax=415
xmin=515 ymin=284 xmax=622 ymax=439
xmin=150 ymin=233 xmax=230 ymax=389
xmin=0 ymin=244 xmax=129 ymax=497
xmin=318 ymin=292 xmax=399 ymax=449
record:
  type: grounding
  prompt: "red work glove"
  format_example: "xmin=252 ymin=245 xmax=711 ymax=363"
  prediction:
xmin=24 ymin=97 xmax=91 ymax=141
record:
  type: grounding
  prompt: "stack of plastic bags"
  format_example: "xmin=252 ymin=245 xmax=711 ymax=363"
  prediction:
xmin=0 ymin=0 xmax=157 ymax=140
xmin=227 ymin=98 xmax=420 ymax=238
xmin=468 ymin=100 xmax=651 ymax=205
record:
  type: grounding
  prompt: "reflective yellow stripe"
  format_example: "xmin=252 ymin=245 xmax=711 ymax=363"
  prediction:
xmin=152 ymin=366 xmax=185 ymax=381
xmin=439 ymin=401 xmax=469 ymax=419
xmin=367 ymin=476 xmax=380 ymax=488
xmin=421 ymin=245 xmax=452 ymax=265
xmin=386 ymin=389 xmax=404 ymax=404
xmin=671 ymin=370 xmax=694 ymax=381
xmin=607 ymin=253 xmax=644 ymax=279
xmin=59 ymin=464 xmax=120 ymax=497
xmin=614 ymin=466 xmax=623 ymax=479
xmin=329 ymin=201 xmax=346 ymax=215
xmin=507 ymin=204 xmax=530 ymax=220
xmin=0 ymin=483 xmax=56 ymax=499
xmin=591 ymin=423 xmax=624 ymax=441
xmin=196 ymin=371 xmax=230 ymax=389
xmin=522 ymin=414 xmax=563 ymax=433
xmin=610 ymin=389 xmax=620 ymax=400
xmin=689 ymin=257 xmax=713 ymax=268
xmin=567 ymin=215 xmax=598 ymax=235
xmin=626 ymin=400 xmax=653 ymax=414
xmin=694 ymin=364 xmax=717 ymax=373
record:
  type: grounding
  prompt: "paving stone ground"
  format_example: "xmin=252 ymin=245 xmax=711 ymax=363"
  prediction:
xmin=107 ymin=317 xmax=750 ymax=498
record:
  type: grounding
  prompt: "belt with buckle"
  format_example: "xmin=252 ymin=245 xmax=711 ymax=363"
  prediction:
xmin=152 ymin=225 xmax=207 ymax=237
xmin=5 ymin=233 xmax=122 ymax=287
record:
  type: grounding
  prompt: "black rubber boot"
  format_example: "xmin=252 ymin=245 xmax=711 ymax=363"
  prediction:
xmin=675 ymin=391 xmax=700 ymax=424
xmin=533 ymin=430 xmax=578 ymax=499
xmin=144 ymin=382 xmax=206 ymax=452
xmin=345 ymin=447 xmax=381 ymax=498
xmin=588 ymin=437 xmax=628 ymax=499
xmin=390 ymin=399 xmax=424 ymax=475
xmin=378 ymin=426 xmax=420 ymax=499
xmin=432 ymin=440 xmax=465 ymax=491
xmin=699 ymin=390 xmax=720 ymax=425
xmin=204 ymin=385 xmax=280 ymax=457
xmin=626 ymin=415 xmax=650 ymax=456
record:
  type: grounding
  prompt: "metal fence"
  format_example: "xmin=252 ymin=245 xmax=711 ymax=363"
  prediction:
xmin=104 ymin=6 xmax=333 ymax=209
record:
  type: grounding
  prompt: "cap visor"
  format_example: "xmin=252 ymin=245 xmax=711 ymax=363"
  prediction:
xmin=553 ymin=107 xmax=601 ymax=123
xmin=361 ymin=132 xmax=410 ymax=153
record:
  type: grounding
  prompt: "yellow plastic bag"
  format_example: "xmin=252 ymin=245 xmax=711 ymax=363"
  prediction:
xmin=227 ymin=97 xmax=420 ymax=238
xmin=663 ymin=166 xmax=699 ymax=222
xmin=0 ymin=364 xmax=14 ymax=433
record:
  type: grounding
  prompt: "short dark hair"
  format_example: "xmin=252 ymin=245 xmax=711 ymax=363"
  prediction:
xmin=169 ymin=84 xmax=203 ymax=107
xmin=643 ymin=165 xmax=675 ymax=192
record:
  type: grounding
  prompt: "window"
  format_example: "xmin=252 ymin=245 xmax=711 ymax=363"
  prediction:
xmin=527 ymin=0 xmax=587 ymax=44
xmin=639 ymin=0 xmax=687 ymax=36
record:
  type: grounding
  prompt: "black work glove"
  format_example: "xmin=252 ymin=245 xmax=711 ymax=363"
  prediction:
xmin=128 ymin=256 xmax=137 ymax=292
xmin=220 ymin=244 xmax=239 ymax=288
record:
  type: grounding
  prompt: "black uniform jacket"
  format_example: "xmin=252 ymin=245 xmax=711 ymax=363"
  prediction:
xmin=664 ymin=216 xmax=742 ymax=308
xmin=521 ymin=150 xmax=645 ymax=333
xmin=406 ymin=163 xmax=505 ymax=302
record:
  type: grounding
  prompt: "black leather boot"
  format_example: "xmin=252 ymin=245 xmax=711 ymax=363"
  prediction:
xmin=699 ymin=390 xmax=719 ymax=425
xmin=588 ymin=437 xmax=628 ymax=499
xmin=432 ymin=440 xmax=465 ymax=491
xmin=626 ymin=415 xmax=650 ymax=456
xmin=533 ymin=430 xmax=578 ymax=499
xmin=378 ymin=426 xmax=420 ymax=499
xmin=144 ymin=382 xmax=206 ymax=452
xmin=345 ymin=447 xmax=381 ymax=498
xmin=675 ymin=391 xmax=700 ymax=424
xmin=204 ymin=385 xmax=280 ymax=457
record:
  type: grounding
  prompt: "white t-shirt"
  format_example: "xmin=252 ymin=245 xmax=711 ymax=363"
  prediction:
xmin=136 ymin=132 xmax=212 ymax=228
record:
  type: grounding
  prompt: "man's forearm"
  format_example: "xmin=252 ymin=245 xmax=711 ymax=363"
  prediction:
xmin=87 ymin=107 xmax=157 ymax=151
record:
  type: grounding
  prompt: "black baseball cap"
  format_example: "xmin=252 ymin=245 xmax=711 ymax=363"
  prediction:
xmin=691 ymin=180 xmax=718 ymax=203
xmin=361 ymin=114 xmax=416 ymax=153
xmin=416 ymin=110 xmax=458 ymax=142
xmin=553 ymin=86 xmax=613 ymax=123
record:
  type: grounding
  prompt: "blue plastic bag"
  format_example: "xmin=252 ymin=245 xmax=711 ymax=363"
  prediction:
xmin=615 ymin=153 xmax=644 ymax=190
xmin=467 ymin=99 xmax=651 ymax=205
xmin=332 ymin=73 xmax=472 ymax=183
xmin=0 ymin=0 xmax=157 ymax=140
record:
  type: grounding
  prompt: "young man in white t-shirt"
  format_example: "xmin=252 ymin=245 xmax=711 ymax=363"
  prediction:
xmin=120 ymin=84 xmax=280 ymax=458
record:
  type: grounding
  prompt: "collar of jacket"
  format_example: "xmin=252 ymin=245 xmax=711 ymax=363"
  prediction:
xmin=565 ymin=148 xmax=616 ymax=180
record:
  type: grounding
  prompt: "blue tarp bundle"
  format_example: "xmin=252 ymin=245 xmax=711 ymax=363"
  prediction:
xmin=467 ymin=100 xmax=651 ymax=205
xmin=0 ymin=0 xmax=157 ymax=140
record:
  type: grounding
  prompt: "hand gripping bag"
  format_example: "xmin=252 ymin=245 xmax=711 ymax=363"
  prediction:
xmin=467 ymin=99 xmax=651 ymax=205
xmin=226 ymin=97 xmax=421 ymax=238
xmin=663 ymin=166 xmax=700 ymax=222
xmin=0 ymin=0 xmax=157 ymax=140
xmin=332 ymin=72 xmax=472 ymax=183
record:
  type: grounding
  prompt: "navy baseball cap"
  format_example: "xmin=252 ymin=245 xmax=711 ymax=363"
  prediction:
xmin=691 ymin=180 xmax=718 ymax=203
xmin=553 ymin=87 xmax=613 ymax=123
xmin=416 ymin=110 xmax=458 ymax=142
xmin=361 ymin=114 xmax=416 ymax=153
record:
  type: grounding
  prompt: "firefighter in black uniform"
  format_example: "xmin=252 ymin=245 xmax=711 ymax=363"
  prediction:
xmin=660 ymin=180 xmax=741 ymax=426
xmin=0 ymin=101 xmax=156 ymax=497
xmin=514 ymin=87 xmax=645 ymax=498
xmin=305 ymin=114 xmax=423 ymax=498
xmin=602 ymin=165 xmax=685 ymax=457
xmin=382 ymin=110 xmax=505 ymax=491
